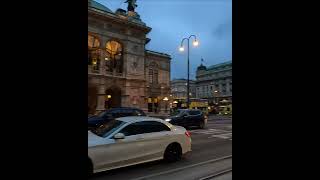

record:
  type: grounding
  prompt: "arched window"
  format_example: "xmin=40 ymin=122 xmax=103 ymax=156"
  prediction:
xmin=149 ymin=62 xmax=159 ymax=85
xmin=88 ymin=35 xmax=100 ymax=48
xmin=149 ymin=68 xmax=153 ymax=84
xmin=105 ymin=40 xmax=123 ymax=73
xmin=154 ymin=69 xmax=158 ymax=84
xmin=88 ymin=35 xmax=100 ymax=71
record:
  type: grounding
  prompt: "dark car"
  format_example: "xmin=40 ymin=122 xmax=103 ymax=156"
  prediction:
xmin=165 ymin=109 xmax=207 ymax=129
xmin=88 ymin=107 xmax=146 ymax=130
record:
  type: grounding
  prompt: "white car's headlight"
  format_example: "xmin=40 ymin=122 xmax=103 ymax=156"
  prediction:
xmin=165 ymin=119 xmax=171 ymax=122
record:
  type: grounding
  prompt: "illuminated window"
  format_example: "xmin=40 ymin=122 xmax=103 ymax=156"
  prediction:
xmin=88 ymin=35 xmax=100 ymax=48
xmin=88 ymin=35 xmax=100 ymax=71
xmin=106 ymin=40 xmax=123 ymax=73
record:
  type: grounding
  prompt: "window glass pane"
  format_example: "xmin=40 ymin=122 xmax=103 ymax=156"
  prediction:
xmin=105 ymin=40 xmax=123 ymax=73
xmin=88 ymin=35 xmax=100 ymax=48
xmin=91 ymin=120 xmax=126 ymax=137
xmin=119 ymin=123 xmax=142 ymax=136
xmin=149 ymin=68 xmax=153 ymax=84
xmin=143 ymin=121 xmax=170 ymax=132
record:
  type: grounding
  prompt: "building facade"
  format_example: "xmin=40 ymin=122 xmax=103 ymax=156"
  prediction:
xmin=196 ymin=61 xmax=232 ymax=104
xmin=88 ymin=0 xmax=171 ymax=115
xmin=170 ymin=79 xmax=196 ymax=109
xmin=170 ymin=79 xmax=196 ymax=99
xmin=145 ymin=50 xmax=171 ymax=113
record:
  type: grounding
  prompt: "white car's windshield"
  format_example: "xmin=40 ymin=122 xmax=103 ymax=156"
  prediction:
xmin=91 ymin=119 xmax=126 ymax=138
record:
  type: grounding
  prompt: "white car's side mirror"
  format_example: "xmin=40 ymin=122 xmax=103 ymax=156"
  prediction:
xmin=114 ymin=133 xmax=125 ymax=139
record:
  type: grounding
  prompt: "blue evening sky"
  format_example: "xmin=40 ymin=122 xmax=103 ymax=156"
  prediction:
xmin=95 ymin=0 xmax=232 ymax=80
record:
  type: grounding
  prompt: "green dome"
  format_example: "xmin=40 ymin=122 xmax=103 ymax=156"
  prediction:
xmin=89 ymin=0 xmax=113 ymax=13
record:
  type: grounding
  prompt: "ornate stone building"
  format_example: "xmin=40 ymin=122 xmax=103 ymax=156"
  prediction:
xmin=88 ymin=0 xmax=171 ymax=114
xmin=170 ymin=79 xmax=196 ymax=100
xmin=196 ymin=61 xmax=232 ymax=105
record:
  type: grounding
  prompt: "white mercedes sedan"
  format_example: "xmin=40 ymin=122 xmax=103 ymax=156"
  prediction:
xmin=88 ymin=116 xmax=192 ymax=175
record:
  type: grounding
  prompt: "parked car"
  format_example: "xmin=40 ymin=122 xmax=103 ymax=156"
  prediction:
xmin=88 ymin=116 xmax=192 ymax=175
xmin=164 ymin=109 xmax=207 ymax=129
xmin=88 ymin=107 xmax=146 ymax=130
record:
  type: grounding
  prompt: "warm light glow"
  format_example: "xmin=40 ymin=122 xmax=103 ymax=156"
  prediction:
xmin=170 ymin=94 xmax=172 ymax=97
xmin=105 ymin=57 xmax=109 ymax=61
xmin=106 ymin=41 xmax=122 ymax=57
xmin=179 ymin=46 xmax=184 ymax=52
xmin=214 ymin=90 xmax=218 ymax=93
xmin=193 ymin=40 xmax=199 ymax=46
xmin=173 ymin=101 xmax=178 ymax=104
xmin=163 ymin=97 xmax=169 ymax=101
xmin=107 ymin=95 xmax=111 ymax=98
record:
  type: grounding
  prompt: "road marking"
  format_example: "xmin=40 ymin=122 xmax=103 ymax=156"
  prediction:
xmin=209 ymin=133 xmax=232 ymax=139
xmin=131 ymin=155 xmax=232 ymax=180
xmin=190 ymin=128 xmax=232 ymax=140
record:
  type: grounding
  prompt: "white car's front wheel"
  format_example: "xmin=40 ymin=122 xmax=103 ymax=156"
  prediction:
xmin=164 ymin=143 xmax=182 ymax=162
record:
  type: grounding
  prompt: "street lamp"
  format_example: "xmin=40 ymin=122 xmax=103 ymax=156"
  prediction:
xmin=163 ymin=97 xmax=169 ymax=113
xmin=179 ymin=35 xmax=199 ymax=109
xmin=213 ymin=90 xmax=219 ymax=104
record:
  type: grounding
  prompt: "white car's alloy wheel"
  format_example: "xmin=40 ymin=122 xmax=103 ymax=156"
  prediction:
xmin=164 ymin=143 xmax=182 ymax=162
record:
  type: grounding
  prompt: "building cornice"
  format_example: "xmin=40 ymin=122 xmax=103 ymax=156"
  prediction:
xmin=88 ymin=8 xmax=152 ymax=34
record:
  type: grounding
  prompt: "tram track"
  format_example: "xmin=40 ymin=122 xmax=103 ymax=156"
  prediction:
xmin=198 ymin=168 xmax=232 ymax=180
xmin=131 ymin=155 xmax=232 ymax=180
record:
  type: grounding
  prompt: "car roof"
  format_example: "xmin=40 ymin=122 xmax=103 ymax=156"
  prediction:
xmin=116 ymin=116 xmax=163 ymax=123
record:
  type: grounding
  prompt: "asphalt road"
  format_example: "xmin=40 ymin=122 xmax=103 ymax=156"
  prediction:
xmin=90 ymin=115 xmax=232 ymax=180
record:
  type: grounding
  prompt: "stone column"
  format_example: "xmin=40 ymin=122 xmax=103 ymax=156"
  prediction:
xmin=121 ymin=95 xmax=129 ymax=107
xmin=140 ymin=85 xmax=148 ymax=112
xmin=99 ymin=50 xmax=105 ymax=75
xmin=96 ymin=85 xmax=106 ymax=113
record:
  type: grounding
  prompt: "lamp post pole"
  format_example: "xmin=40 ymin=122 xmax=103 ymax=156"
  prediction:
xmin=187 ymin=39 xmax=190 ymax=109
xmin=179 ymin=35 xmax=199 ymax=109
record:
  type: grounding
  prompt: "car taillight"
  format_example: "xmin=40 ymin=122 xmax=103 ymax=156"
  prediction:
xmin=185 ymin=131 xmax=191 ymax=137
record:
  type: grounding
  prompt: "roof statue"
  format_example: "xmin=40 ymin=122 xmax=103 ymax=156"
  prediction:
xmin=125 ymin=0 xmax=138 ymax=12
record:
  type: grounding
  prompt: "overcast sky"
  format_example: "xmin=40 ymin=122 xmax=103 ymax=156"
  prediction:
xmin=96 ymin=0 xmax=232 ymax=80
